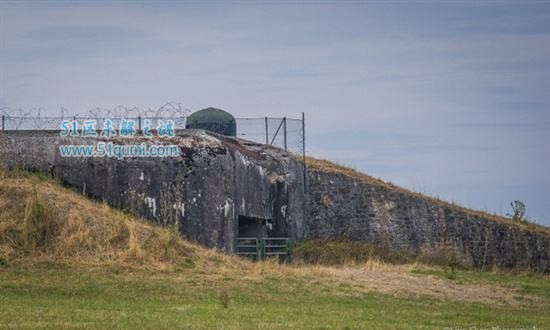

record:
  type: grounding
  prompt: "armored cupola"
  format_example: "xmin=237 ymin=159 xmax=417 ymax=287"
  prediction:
xmin=185 ymin=107 xmax=236 ymax=136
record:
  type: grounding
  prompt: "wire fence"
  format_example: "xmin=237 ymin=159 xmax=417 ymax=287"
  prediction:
xmin=236 ymin=117 xmax=304 ymax=154
xmin=0 ymin=105 xmax=306 ymax=155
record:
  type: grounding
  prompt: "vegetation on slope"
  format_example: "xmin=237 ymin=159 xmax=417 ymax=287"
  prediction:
xmin=0 ymin=171 xmax=549 ymax=328
xmin=292 ymin=239 xmax=477 ymax=271
xmin=0 ymin=171 xmax=216 ymax=272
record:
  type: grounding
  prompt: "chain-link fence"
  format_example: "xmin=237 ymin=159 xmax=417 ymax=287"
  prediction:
xmin=1 ymin=106 xmax=306 ymax=155
xmin=236 ymin=117 xmax=304 ymax=154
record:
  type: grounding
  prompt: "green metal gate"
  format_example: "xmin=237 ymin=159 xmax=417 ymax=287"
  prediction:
xmin=236 ymin=237 xmax=290 ymax=261
xmin=236 ymin=237 xmax=263 ymax=260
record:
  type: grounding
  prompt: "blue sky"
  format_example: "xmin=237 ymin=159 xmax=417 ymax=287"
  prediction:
xmin=1 ymin=1 xmax=549 ymax=225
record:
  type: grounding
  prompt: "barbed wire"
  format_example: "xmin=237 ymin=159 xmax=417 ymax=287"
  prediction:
xmin=1 ymin=102 xmax=192 ymax=119
xmin=1 ymin=105 xmax=305 ymax=154
xmin=74 ymin=102 xmax=192 ymax=118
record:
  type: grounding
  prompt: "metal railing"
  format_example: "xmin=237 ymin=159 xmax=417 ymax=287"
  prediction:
xmin=236 ymin=237 xmax=291 ymax=261
xmin=236 ymin=237 xmax=263 ymax=261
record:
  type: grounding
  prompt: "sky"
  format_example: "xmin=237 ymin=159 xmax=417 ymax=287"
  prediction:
xmin=1 ymin=1 xmax=549 ymax=225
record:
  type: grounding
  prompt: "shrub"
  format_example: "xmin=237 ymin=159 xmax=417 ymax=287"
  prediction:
xmin=21 ymin=186 xmax=60 ymax=251
xmin=0 ymin=185 xmax=60 ymax=254
xmin=291 ymin=240 xmax=414 ymax=265
xmin=418 ymin=242 xmax=473 ymax=271
xmin=0 ymin=256 xmax=8 ymax=267
xmin=219 ymin=290 xmax=230 ymax=308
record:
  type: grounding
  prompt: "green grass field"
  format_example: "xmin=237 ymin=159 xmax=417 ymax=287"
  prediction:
xmin=1 ymin=172 xmax=549 ymax=329
xmin=1 ymin=263 xmax=549 ymax=329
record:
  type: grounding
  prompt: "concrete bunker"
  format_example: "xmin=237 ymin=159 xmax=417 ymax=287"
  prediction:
xmin=1 ymin=130 xmax=549 ymax=271
xmin=0 ymin=129 xmax=302 ymax=262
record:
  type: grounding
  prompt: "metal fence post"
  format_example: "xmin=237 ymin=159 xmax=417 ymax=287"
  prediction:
xmin=2 ymin=115 xmax=4 ymax=131
xmin=138 ymin=116 xmax=142 ymax=131
xmin=257 ymin=238 xmax=263 ymax=260
xmin=302 ymin=112 xmax=306 ymax=192
xmin=283 ymin=117 xmax=287 ymax=151
xmin=265 ymin=116 xmax=268 ymax=144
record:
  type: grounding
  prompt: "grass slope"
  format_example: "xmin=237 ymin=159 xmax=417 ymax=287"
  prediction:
xmin=0 ymin=172 xmax=549 ymax=329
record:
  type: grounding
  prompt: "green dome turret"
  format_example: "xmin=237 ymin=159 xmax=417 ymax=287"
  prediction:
xmin=185 ymin=107 xmax=236 ymax=136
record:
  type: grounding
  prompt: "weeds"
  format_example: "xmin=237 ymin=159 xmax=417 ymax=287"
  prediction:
xmin=291 ymin=240 xmax=414 ymax=266
xmin=31 ymin=172 xmax=49 ymax=181
xmin=292 ymin=239 xmax=477 ymax=270
xmin=418 ymin=242 xmax=473 ymax=270
xmin=319 ymin=195 xmax=332 ymax=207
xmin=219 ymin=290 xmax=230 ymax=308
xmin=0 ymin=256 xmax=8 ymax=267
xmin=21 ymin=186 xmax=59 ymax=251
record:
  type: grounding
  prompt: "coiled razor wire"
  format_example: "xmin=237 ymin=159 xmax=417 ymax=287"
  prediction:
xmin=1 ymin=104 xmax=305 ymax=155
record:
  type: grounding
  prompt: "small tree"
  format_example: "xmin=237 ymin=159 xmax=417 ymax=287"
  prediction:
xmin=506 ymin=200 xmax=525 ymax=221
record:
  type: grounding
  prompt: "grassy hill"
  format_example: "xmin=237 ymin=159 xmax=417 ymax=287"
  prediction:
xmin=1 ymin=171 xmax=549 ymax=329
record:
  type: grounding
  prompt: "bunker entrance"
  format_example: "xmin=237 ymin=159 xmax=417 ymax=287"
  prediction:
xmin=236 ymin=215 xmax=290 ymax=261
xmin=237 ymin=215 xmax=269 ymax=239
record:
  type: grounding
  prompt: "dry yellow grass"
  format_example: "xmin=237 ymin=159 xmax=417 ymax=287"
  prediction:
xmin=304 ymin=156 xmax=550 ymax=236
xmin=0 ymin=171 xmax=544 ymax=307
xmin=0 ymin=171 xmax=249 ymax=272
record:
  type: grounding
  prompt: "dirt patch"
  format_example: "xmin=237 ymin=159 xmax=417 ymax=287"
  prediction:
xmin=218 ymin=135 xmax=265 ymax=161
xmin=303 ymin=264 xmax=543 ymax=307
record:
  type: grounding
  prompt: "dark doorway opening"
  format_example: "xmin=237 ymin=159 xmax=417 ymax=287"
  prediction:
xmin=237 ymin=215 xmax=270 ymax=238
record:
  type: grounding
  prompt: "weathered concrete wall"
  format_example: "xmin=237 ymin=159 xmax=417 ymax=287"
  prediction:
xmin=0 ymin=130 xmax=306 ymax=252
xmin=1 ymin=130 xmax=549 ymax=272
xmin=305 ymin=168 xmax=550 ymax=272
